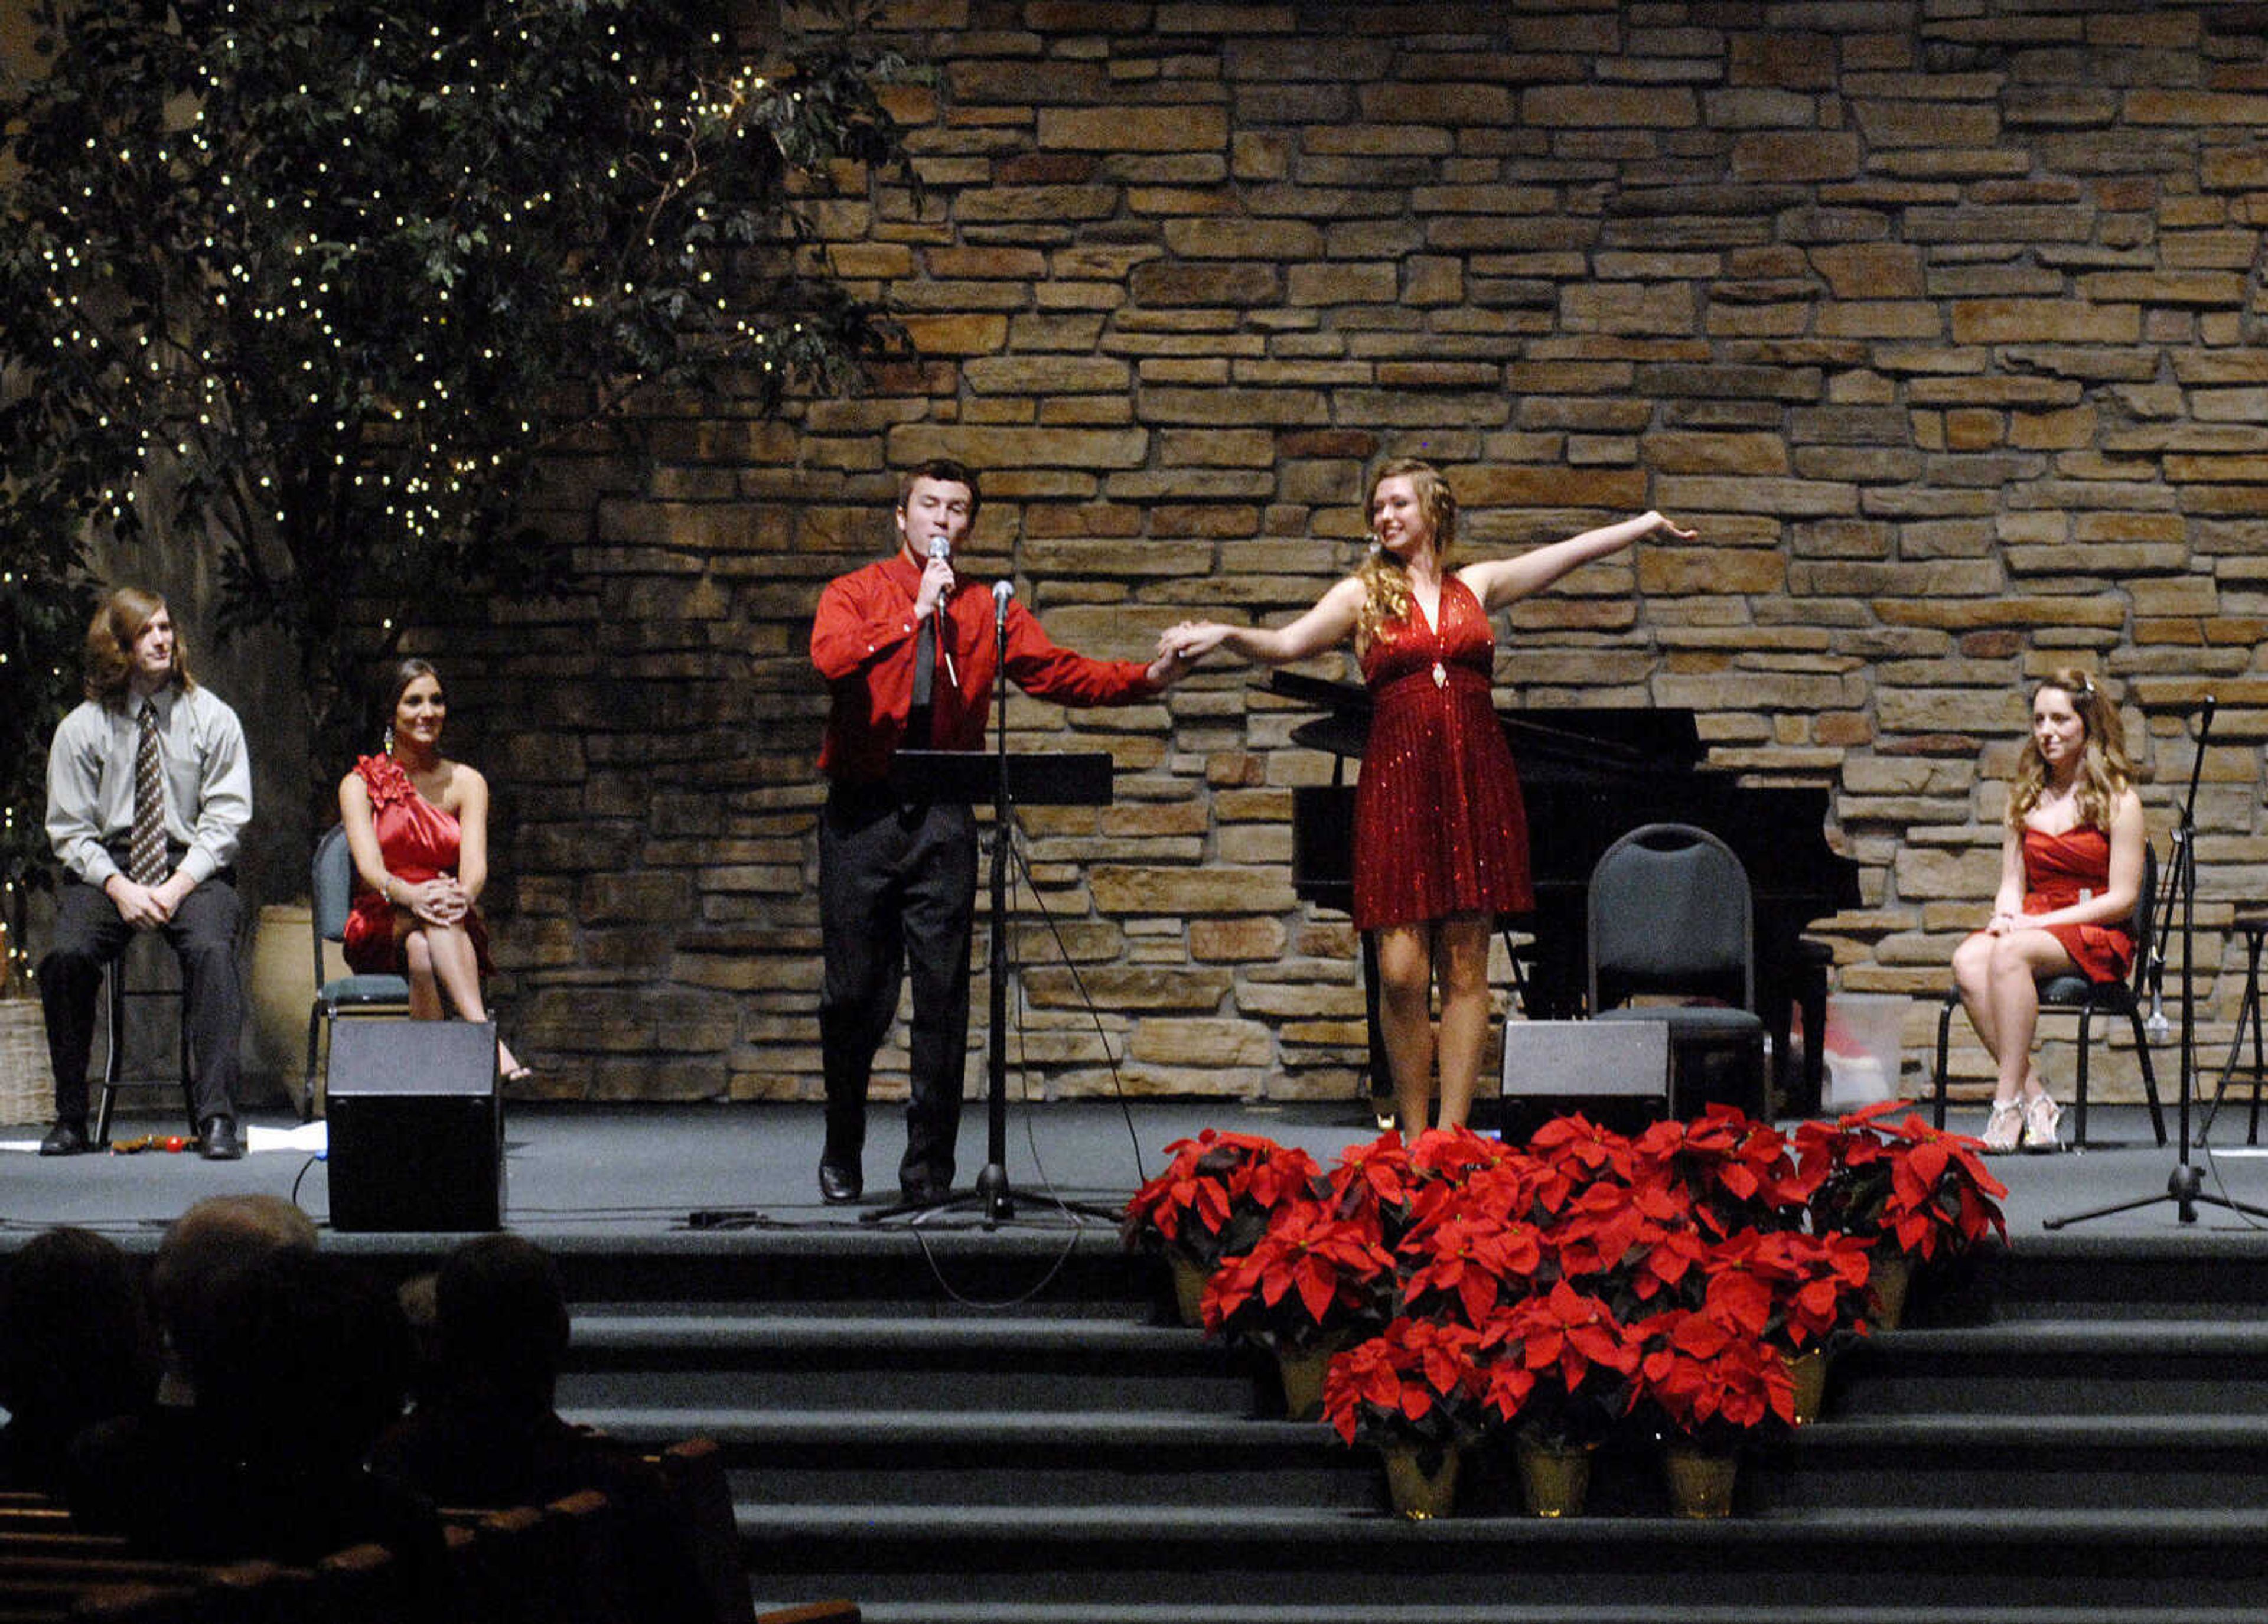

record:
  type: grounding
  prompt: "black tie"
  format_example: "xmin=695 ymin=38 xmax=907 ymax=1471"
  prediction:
xmin=907 ymin=617 xmax=936 ymax=749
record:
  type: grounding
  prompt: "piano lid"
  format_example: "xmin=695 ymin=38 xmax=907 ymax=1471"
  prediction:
xmin=1266 ymin=669 xmax=1699 ymax=776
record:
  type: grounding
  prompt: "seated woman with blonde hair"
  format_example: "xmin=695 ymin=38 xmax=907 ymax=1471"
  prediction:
xmin=1951 ymin=668 xmax=2145 ymax=1153
xmin=338 ymin=659 xmax=529 ymax=1082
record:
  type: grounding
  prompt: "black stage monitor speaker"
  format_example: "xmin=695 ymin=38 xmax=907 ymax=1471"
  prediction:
xmin=326 ymin=1019 xmax=502 ymax=1232
xmin=1500 ymin=1019 xmax=1671 ymax=1107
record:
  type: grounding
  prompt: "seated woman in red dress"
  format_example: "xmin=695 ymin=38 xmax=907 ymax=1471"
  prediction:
xmin=1159 ymin=459 xmax=1693 ymax=1137
xmin=338 ymin=659 xmax=529 ymax=1081
xmin=1951 ymin=668 xmax=2145 ymax=1153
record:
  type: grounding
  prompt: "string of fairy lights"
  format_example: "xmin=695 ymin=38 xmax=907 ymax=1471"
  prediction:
xmin=10 ymin=6 xmax=846 ymax=993
xmin=2 ymin=558 xmax=58 ymax=987
xmin=31 ymin=9 xmax=808 ymax=555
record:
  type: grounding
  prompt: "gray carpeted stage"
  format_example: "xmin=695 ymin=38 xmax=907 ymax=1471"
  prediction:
xmin=8 ymin=1095 xmax=2268 ymax=1251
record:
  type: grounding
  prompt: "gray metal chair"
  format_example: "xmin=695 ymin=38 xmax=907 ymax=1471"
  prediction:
xmin=304 ymin=822 xmax=411 ymax=1118
xmin=1586 ymin=822 xmax=1769 ymax=1121
xmin=1931 ymin=839 xmax=2166 ymax=1149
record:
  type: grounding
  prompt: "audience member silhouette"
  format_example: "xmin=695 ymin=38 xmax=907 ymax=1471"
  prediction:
xmin=58 ymin=1193 xmax=320 ymax=1524
xmin=372 ymin=1234 xmax=706 ymax=1624
xmin=143 ymin=1193 xmax=320 ymax=1404
xmin=67 ymin=1247 xmax=448 ymax=1593
xmin=0 ymin=1227 xmax=160 ymax=1492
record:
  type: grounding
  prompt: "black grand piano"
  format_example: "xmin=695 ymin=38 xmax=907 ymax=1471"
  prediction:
xmin=1272 ymin=670 xmax=1860 ymax=1116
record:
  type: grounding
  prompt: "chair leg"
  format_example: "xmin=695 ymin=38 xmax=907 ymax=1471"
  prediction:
xmin=177 ymin=999 xmax=198 ymax=1138
xmin=1933 ymin=997 xmax=1956 ymax=1130
xmin=2251 ymin=960 xmax=2266 ymax=1145
xmin=94 ymin=963 xmax=123 ymax=1149
xmin=2128 ymin=1009 xmax=2167 ymax=1147
xmin=305 ymin=1005 xmax=327 ymax=1124
xmin=2074 ymin=1010 xmax=2091 ymax=1149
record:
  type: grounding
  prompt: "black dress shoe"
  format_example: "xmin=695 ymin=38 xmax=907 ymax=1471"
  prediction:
xmin=818 ymin=1162 xmax=861 ymax=1204
xmin=899 ymin=1174 xmax=950 ymax=1203
xmin=38 ymin=1120 xmax=90 ymax=1157
xmin=198 ymin=1116 xmax=243 ymax=1161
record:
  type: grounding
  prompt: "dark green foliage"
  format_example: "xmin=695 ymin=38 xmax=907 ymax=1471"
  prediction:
xmin=0 ymin=529 xmax=94 ymax=985
xmin=0 ymin=0 xmax=909 ymax=803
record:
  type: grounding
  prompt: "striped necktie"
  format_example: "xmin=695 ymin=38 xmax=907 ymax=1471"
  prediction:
xmin=130 ymin=700 xmax=166 ymax=886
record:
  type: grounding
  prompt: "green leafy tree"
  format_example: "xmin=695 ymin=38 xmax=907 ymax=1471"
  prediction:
xmin=0 ymin=524 xmax=93 ymax=993
xmin=0 ymin=0 xmax=909 ymax=816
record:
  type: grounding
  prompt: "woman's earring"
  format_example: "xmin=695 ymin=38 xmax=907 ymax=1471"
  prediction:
xmin=383 ymin=725 xmax=395 ymax=756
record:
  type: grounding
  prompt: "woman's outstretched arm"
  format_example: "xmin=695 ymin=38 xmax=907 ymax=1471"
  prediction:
xmin=1458 ymin=511 xmax=1696 ymax=614
xmin=1160 ymin=575 xmax=1366 ymax=667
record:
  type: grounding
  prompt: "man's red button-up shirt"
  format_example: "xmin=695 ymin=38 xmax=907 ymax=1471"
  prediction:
xmin=811 ymin=551 xmax=1160 ymax=785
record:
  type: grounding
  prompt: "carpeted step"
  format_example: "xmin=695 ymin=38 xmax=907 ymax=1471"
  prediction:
xmin=732 ymin=1503 xmax=2268 ymax=1615
xmin=562 ymin=1313 xmax=1250 ymax=1413
xmin=560 ymin=1408 xmax=1373 ymax=1509
xmin=1827 ymin=1320 xmax=2268 ymax=1417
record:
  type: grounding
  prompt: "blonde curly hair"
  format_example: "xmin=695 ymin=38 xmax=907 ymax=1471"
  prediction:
xmin=1353 ymin=458 xmax=1458 ymax=655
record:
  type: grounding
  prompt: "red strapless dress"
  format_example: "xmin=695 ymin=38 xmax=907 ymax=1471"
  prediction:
xmin=2020 ymin=824 xmax=2133 ymax=983
xmin=1351 ymin=576 xmax=1533 ymax=931
xmin=341 ymin=754 xmax=493 ymax=976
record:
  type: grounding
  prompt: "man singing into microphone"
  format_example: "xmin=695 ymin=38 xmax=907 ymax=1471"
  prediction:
xmin=807 ymin=459 xmax=1190 ymax=1204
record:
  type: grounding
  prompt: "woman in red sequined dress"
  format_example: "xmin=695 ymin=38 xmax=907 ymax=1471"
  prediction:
xmin=338 ymin=659 xmax=529 ymax=1081
xmin=1162 ymin=459 xmax=1694 ymax=1134
xmin=1951 ymin=669 xmax=2144 ymax=1154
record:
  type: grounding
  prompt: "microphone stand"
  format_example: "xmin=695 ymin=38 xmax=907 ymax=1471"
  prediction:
xmin=2048 ymin=697 xmax=2268 ymax=1228
xmin=864 ymin=583 xmax=1117 ymax=1230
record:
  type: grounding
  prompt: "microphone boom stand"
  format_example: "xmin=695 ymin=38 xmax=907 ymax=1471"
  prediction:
xmin=864 ymin=588 xmax=1119 ymax=1230
xmin=2047 ymin=697 xmax=2268 ymax=1229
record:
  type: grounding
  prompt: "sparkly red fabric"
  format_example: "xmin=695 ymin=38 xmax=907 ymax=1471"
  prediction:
xmin=2019 ymin=824 xmax=2133 ymax=983
xmin=341 ymin=754 xmax=493 ymax=976
xmin=1351 ymin=576 xmax=1533 ymax=931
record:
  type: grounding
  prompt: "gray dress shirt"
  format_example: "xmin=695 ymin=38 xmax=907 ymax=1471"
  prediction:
xmin=45 ymin=684 xmax=254 ymax=889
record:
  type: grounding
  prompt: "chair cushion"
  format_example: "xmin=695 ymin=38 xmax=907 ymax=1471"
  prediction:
xmin=318 ymin=974 xmax=413 ymax=1004
xmin=2038 ymin=973 xmax=2130 ymax=1008
xmin=1595 ymin=1006 xmax=1765 ymax=1036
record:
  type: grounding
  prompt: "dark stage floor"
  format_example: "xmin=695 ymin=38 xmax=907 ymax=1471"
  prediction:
xmin=9 ymin=1095 xmax=2268 ymax=1253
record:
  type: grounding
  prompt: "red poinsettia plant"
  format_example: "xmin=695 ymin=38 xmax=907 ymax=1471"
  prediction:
xmin=1795 ymin=1102 xmax=2008 ymax=1266
xmin=1632 ymin=1106 xmax=1820 ymax=1239
xmin=1321 ymin=1314 xmax=1488 ymax=1454
xmin=1474 ymin=1280 xmax=1642 ymax=1448
xmin=1694 ymin=1227 xmax=1876 ymax=1355
xmin=1200 ymin=1195 xmax=1396 ymax=1353
xmin=1122 ymin=1128 xmax=1322 ymax=1272
xmin=1396 ymin=1206 xmax=1548 ymax=1328
xmin=1632 ymin=1303 xmax=1797 ymax=1452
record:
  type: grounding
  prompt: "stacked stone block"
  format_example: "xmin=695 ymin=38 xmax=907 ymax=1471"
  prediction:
xmin=473 ymin=1 xmax=2267 ymax=1115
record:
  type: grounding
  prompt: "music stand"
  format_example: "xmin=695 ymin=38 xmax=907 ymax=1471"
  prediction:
xmin=862 ymin=738 xmax=1116 ymax=1227
xmin=2048 ymin=698 xmax=2268 ymax=1229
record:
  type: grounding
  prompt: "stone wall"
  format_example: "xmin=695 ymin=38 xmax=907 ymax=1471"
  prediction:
xmin=470 ymin=0 xmax=2268 ymax=1112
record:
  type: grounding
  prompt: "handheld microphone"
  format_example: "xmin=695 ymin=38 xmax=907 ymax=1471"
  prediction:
xmin=924 ymin=536 xmax=957 ymax=684
xmin=2202 ymin=694 xmax=2218 ymax=723
xmin=992 ymin=579 xmax=1014 ymax=620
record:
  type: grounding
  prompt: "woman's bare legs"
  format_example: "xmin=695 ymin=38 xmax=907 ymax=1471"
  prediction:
xmin=399 ymin=922 xmax=524 ymax=1077
xmin=401 ymin=932 xmax=445 ymax=1021
xmin=1430 ymin=915 xmax=1493 ymax=1130
xmin=1951 ymin=927 xmax=2071 ymax=1103
xmin=1374 ymin=922 xmax=1437 ymax=1136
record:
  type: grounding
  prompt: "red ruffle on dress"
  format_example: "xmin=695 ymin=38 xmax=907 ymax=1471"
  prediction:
xmin=2020 ymin=824 xmax=2134 ymax=983
xmin=1351 ymin=575 xmax=1533 ymax=932
xmin=341 ymin=754 xmax=493 ymax=976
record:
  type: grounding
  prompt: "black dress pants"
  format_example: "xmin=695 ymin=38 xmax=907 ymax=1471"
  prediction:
xmin=817 ymin=787 xmax=977 ymax=1192
xmin=39 ymin=872 xmax=243 ymax=1129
